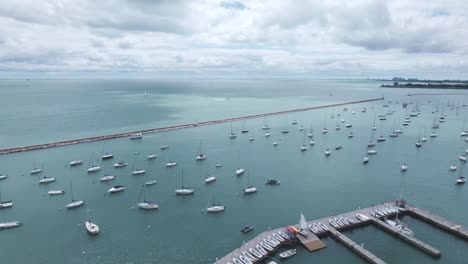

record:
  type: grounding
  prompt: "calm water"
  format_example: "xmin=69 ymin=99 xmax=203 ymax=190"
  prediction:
xmin=1 ymin=79 xmax=468 ymax=263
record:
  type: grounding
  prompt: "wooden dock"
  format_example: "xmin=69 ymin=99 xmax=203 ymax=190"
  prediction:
xmin=214 ymin=201 xmax=467 ymax=264
xmin=0 ymin=97 xmax=383 ymax=155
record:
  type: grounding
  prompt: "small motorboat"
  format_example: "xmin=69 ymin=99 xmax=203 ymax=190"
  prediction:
xmin=272 ymin=233 xmax=285 ymax=242
xmin=160 ymin=145 xmax=169 ymax=150
xmin=430 ymin=132 xmax=438 ymax=137
xmin=322 ymin=128 xmax=328 ymax=134
xmin=87 ymin=166 xmax=101 ymax=173
xmin=249 ymin=248 xmax=263 ymax=259
xmin=279 ymin=249 xmax=296 ymax=259
xmin=266 ymin=179 xmax=280 ymax=185
xmin=215 ymin=164 xmax=222 ymax=168
xmin=0 ymin=200 xmax=13 ymax=209
xmin=130 ymin=133 xmax=143 ymax=140
xmin=457 ymin=177 xmax=466 ymax=184
xmin=0 ymin=174 xmax=7 ymax=181
xmin=348 ymin=132 xmax=354 ymax=138
xmin=319 ymin=222 xmax=329 ymax=231
xmin=239 ymin=255 xmax=253 ymax=264
xmin=241 ymin=225 xmax=254 ymax=233
xmin=243 ymin=186 xmax=257 ymax=194
xmin=265 ymin=132 xmax=271 ymax=137
xmin=138 ymin=201 xmax=159 ymax=210
xmin=281 ymin=129 xmax=289 ymax=134
xmin=232 ymin=258 xmax=243 ymax=264
xmin=415 ymin=141 xmax=422 ymax=147
xmin=345 ymin=123 xmax=352 ymax=128
xmin=309 ymin=224 xmax=319 ymax=234
xmin=260 ymin=241 xmax=273 ymax=251
xmin=335 ymin=125 xmax=341 ymax=130
xmin=100 ymin=175 xmax=115 ymax=182
xmin=273 ymin=141 xmax=279 ymax=146
xmin=300 ymin=145 xmax=308 ymax=151
xmin=242 ymin=251 xmax=256 ymax=262
xmin=309 ymin=140 xmax=315 ymax=145
xmin=147 ymin=154 xmax=157 ymax=160
xmin=256 ymin=244 xmax=268 ymax=255
xmin=262 ymin=125 xmax=270 ymax=130
xmin=108 ymin=186 xmax=125 ymax=193
xmin=132 ymin=169 xmax=146 ymax=175
xmin=363 ymin=157 xmax=369 ymax=164
xmin=324 ymin=149 xmax=331 ymax=156
xmin=145 ymin=180 xmax=157 ymax=186
xmin=278 ymin=231 xmax=290 ymax=240
xmin=196 ymin=154 xmax=207 ymax=161
xmin=450 ymin=165 xmax=457 ymax=171
xmin=166 ymin=162 xmax=178 ymax=167
xmin=113 ymin=162 xmax=127 ymax=168
xmin=236 ymin=168 xmax=245 ymax=176
xmin=335 ymin=144 xmax=342 ymax=150
xmin=229 ymin=132 xmax=238 ymax=139
xmin=69 ymin=160 xmax=83 ymax=166
xmin=368 ymin=142 xmax=376 ymax=147
xmin=206 ymin=204 xmax=225 ymax=213
xmin=367 ymin=149 xmax=377 ymax=154
xmin=292 ymin=120 xmax=298 ymax=125
xmin=85 ymin=220 xmax=99 ymax=235
xmin=48 ymin=190 xmax=65 ymax=196
xmin=372 ymin=126 xmax=377 ymax=130
xmin=356 ymin=213 xmax=370 ymax=222
xmin=460 ymin=156 xmax=467 ymax=162
xmin=249 ymin=137 xmax=255 ymax=141
xmin=421 ymin=136 xmax=428 ymax=142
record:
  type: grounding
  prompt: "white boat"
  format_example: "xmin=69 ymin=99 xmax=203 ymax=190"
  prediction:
xmin=461 ymin=131 xmax=468 ymax=136
xmin=241 ymin=121 xmax=249 ymax=133
xmin=0 ymin=221 xmax=21 ymax=230
xmin=130 ymin=133 xmax=143 ymax=140
xmin=242 ymin=251 xmax=256 ymax=262
xmin=243 ymin=186 xmax=257 ymax=194
xmin=265 ymin=132 xmax=271 ymax=137
xmin=261 ymin=117 xmax=270 ymax=130
xmin=377 ymin=136 xmax=386 ymax=142
xmin=147 ymin=154 xmax=157 ymax=160
xmin=101 ymin=153 xmax=113 ymax=160
xmin=430 ymin=132 xmax=438 ymax=137
xmin=113 ymin=162 xmax=127 ymax=168
xmin=385 ymin=218 xmax=415 ymax=236
xmin=30 ymin=168 xmax=42 ymax=175
xmin=322 ymin=128 xmax=328 ymax=134
xmin=145 ymin=180 xmax=157 ymax=186
xmin=281 ymin=129 xmax=289 ymax=134
xmin=132 ymin=169 xmax=146 ymax=175
xmin=175 ymin=170 xmax=194 ymax=195
xmin=87 ymin=166 xmax=101 ymax=173
xmin=348 ymin=132 xmax=354 ymax=138
xmin=415 ymin=140 xmax=422 ymax=147
xmin=335 ymin=144 xmax=342 ymax=150
xmin=205 ymin=172 xmax=216 ymax=183
xmin=450 ymin=165 xmax=457 ymax=171
xmin=309 ymin=140 xmax=315 ymax=145
xmin=300 ymin=145 xmax=308 ymax=151
xmin=239 ymin=255 xmax=253 ymax=264
xmin=260 ymin=242 xmax=273 ymax=251
xmin=456 ymin=176 xmax=466 ymax=184
xmin=0 ymin=192 xmax=13 ymax=209
xmin=236 ymin=168 xmax=245 ymax=176
xmin=400 ymin=163 xmax=408 ymax=172
xmin=100 ymin=175 xmax=115 ymax=181
xmin=319 ymin=222 xmax=329 ymax=231
xmin=279 ymin=249 xmax=296 ymax=259
xmin=138 ymin=201 xmax=159 ymax=210
xmin=367 ymin=149 xmax=377 ymax=154
xmin=363 ymin=157 xmax=369 ymax=164
xmin=356 ymin=213 xmax=370 ymax=222
xmin=48 ymin=190 xmax=65 ymax=196
xmin=249 ymin=248 xmax=263 ymax=258
xmin=229 ymin=123 xmax=237 ymax=139
xmin=206 ymin=204 xmax=225 ymax=213
xmin=345 ymin=123 xmax=352 ymax=128
xmin=69 ymin=160 xmax=83 ymax=166
xmin=309 ymin=224 xmax=319 ymax=234
xmin=108 ymin=185 xmax=125 ymax=193
xmin=39 ymin=176 xmax=56 ymax=184
xmin=272 ymin=233 xmax=285 ymax=242
xmin=324 ymin=149 xmax=331 ymax=156
xmin=257 ymin=245 xmax=268 ymax=255
xmin=272 ymin=141 xmax=279 ymax=146
xmin=336 ymin=125 xmax=341 ymax=130
xmin=372 ymin=126 xmax=377 ymax=130
xmin=460 ymin=156 xmax=467 ymax=162
xmin=66 ymin=200 xmax=84 ymax=209
xmin=249 ymin=137 xmax=255 ymax=141
xmin=421 ymin=136 xmax=428 ymax=142
xmin=85 ymin=220 xmax=99 ymax=235
xmin=232 ymin=258 xmax=243 ymax=264
xmin=160 ymin=145 xmax=169 ymax=150
xmin=166 ymin=162 xmax=177 ymax=167
xmin=0 ymin=174 xmax=7 ymax=181
xmin=195 ymin=140 xmax=207 ymax=161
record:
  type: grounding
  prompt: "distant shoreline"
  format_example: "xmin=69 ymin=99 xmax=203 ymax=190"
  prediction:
xmin=381 ymin=83 xmax=468 ymax=89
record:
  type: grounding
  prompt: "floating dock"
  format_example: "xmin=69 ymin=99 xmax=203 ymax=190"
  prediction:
xmin=215 ymin=201 xmax=467 ymax=264
xmin=0 ymin=97 xmax=383 ymax=155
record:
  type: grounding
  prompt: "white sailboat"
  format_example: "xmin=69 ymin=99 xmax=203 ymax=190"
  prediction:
xmin=65 ymin=182 xmax=84 ymax=209
xmin=195 ymin=140 xmax=207 ymax=161
xmin=204 ymin=169 xmax=216 ymax=183
xmin=243 ymin=171 xmax=257 ymax=194
xmin=206 ymin=186 xmax=225 ymax=213
xmin=100 ymin=174 xmax=115 ymax=182
xmin=87 ymin=153 xmax=101 ymax=173
xmin=229 ymin=122 xmax=237 ymax=139
xmin=299 ymin=213 xmax=308 ymax=236
xmin=236 ymin=168 xmax=245 ymax=176
xmin=241 ymin=120 xmax=249 ymax=133
xmin=108 ymin=185 xmax=125 ymax=193
xmin=69 ymin=160 xmax=83 ymax=166
xmin=261 ymin=116 xmax=270 ymax=130
xmin=175 ymin=169 xmax=194 ymax=195
xmin=38 ymin=175 xmax=56 ymax=184
xmin=0 ymin=192 xmax=13 ymax=209
xmin=113 ymin=161 xmax=128 ymax=168
xmin=85 ymin=220 xmax=100 ymax=235
xmin=138 ymin=185 xmax=159 ymax=210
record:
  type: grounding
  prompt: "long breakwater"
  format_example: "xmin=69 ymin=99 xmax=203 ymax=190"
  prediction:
xmin=0 ymin=97 xmax=384 ymax=155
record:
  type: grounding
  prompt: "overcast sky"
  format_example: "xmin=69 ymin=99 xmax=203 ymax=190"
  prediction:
xmin=0 ymin=0 xmax=467 ymax=79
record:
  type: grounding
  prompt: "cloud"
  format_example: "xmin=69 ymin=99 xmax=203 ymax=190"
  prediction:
xmin=0 ymin=0 xmax=466 ymax=78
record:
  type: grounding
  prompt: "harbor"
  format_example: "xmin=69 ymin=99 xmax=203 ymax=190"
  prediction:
xmin=215 ymin=201 xmax=468 ymax=264
xmin=0 ymin=97 xmax=383 ymax=155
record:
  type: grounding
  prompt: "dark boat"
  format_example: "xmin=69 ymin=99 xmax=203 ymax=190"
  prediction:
xmin=241 ymin=225 xmax=254 ymax=233
xmin=266 ymin=179 xmax=280 ymax=185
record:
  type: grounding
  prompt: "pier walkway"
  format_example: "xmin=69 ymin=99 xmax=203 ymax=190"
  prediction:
xmin=0 ymin=97 xmax=383 ymax=155
xmin=215 ymin=201 xmax=467 ymax=264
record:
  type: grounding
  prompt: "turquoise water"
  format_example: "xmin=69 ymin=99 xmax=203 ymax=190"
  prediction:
xmin=1 ymin=79 xmax=468 ymax=263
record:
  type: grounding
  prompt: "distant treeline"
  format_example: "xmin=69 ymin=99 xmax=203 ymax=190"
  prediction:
xmin=381 ymin=82 xmax=468 ymax=89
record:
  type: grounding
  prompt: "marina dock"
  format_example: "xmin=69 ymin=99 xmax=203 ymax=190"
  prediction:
xmin=0 ymin=97 xmax=383 ymax=155
xmin=215 ymin=201 xmax=467 ymax=264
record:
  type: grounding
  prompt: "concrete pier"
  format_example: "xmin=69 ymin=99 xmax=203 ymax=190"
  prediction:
xmin=329 ymin=228 xmax=387 ymax=264
xmin=0 ymin=97 xmax=383 ymax=155
xmin=215 ymin=201 xmax=468 ymax=264
xmin=372 ymin=218 xmax=441 ymax=257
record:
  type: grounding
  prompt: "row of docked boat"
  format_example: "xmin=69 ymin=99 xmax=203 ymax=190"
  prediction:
xmin=308 ymin=221 xmax=329 ymax=234
xmin=370 ymin=206 xmax=400 ymax=218
xmin=228 ymin=230 xmax=292 ymax=264
xmin=328 ymin=216 xmax=358 ymax=229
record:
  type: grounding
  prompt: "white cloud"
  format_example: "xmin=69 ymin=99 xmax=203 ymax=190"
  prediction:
xmin=0 ymin=0 xmax=467 ymax=78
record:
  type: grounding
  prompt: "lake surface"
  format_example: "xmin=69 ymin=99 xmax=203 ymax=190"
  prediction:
xmin=1 ymin=78 xmax=468 ymax=263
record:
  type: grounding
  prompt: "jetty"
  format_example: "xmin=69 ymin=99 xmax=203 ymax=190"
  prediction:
xmin=0 ymin=97 xmax=383 ymax=155
xmin=214 ymin=200 xmax=468 ymax=264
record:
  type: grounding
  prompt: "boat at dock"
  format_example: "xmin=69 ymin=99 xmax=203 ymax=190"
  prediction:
xmin=130 ymin=133 xmax=143 ymax=140
xmin=241 ymin=225 xmax=254 ymax=233
xmin=279 ymin=249 xmax=296 ymax=259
